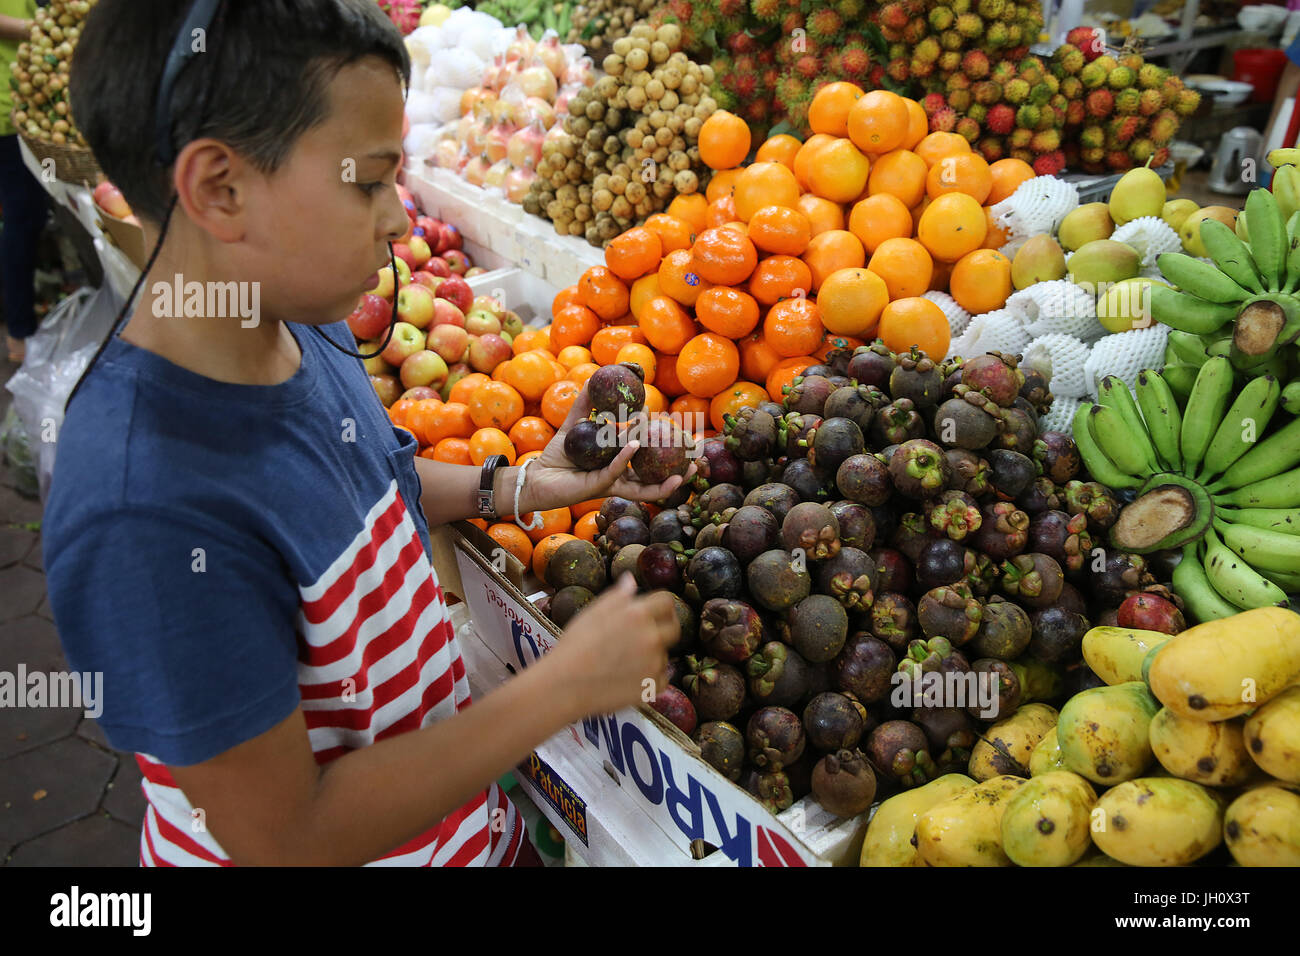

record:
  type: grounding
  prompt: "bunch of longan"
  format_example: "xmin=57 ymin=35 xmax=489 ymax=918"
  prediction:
xmin=565 ymin=0 xmax=658 ymax=54
xmin=10 ymin=0 xmax=97 ymax=148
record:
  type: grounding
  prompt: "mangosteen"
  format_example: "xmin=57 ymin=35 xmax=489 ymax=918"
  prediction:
xmin=783 ymin=375 xmax=835 ymax=416
xmin=781 ymin=457 xmax=833 ymax=502
xmin=987 ymin=448 xmax=1037 ymax=501
xmin=867 ymin=720 xmax=937 ymax=788
xmin=741 ymin=458 xmax=778 ymax=491
xmin=635 ymin=543 xmax=687 ymax=593
xmin=693 ymin=721 xmax=745 ymax=780
xmin=693 ymin=482 xmax=745 ymax=526
xmin=699 ymin=598 xmax=764 ymax=663
xmin=1033 ymin=431 xmax=1081 ymax=484
xmin=916 ymin=538 xmax=973 ymax=591
xmin=869 ymin=547 xmax=912 ymax=594
xmin=835 ymin=453 xmax=893 ymax=507
xmin=968 ymin=658 xmax=1022 ymax=719
xmin=995 ymin=404 xmax=1038 ymax=453
xmin=534 ymin=594 xmax=552 ymax=619
xmin=1087 ymin=551 xmax=1154 ymax=607
xmin=964 ymin=551 xmax=999 ymax=597
xmin=889 ymin=439 xmax=951 ymax=499
xmin=1029 ymin=509 xmax=1093 ymax=575
xmin=824 ymin=347 xmax=854 ymax=376
xmin=781 ymin=501 xmax=841 ymax=560
xmin=828 ymin=501 xmax=877 ymax=552
xmin=746 ymin=706 xmax=807 ymax=771
xmin=610 ymin=543 xmax=645 ymax=582
xmin=830 ymin=633 xmax=896 ymax=703
xmin=1017 ymin=476 xmax=1063 ymax=516
xmin=685 ymin=547 xmax=743 ymax=603
xmin=691 ymin=436 xmax=743 ymax=490
xmin=960 ymin=352 xmax=1025 ymax=407
xmin=649 ymin=685 xmax=697 ymax=735
xmin=631 ymin=418 xmax=690 ymax=484
xmin=747 ymin=641 xmax=814 ymax=708
xmin=889 ymin=346 xmax=943 ymax=408
xmin=892 ymin=511 xmax=940 ymax=564
xmin=599 ymin=514 xmax=651 ymax=557
xmin=944 ymin=448 xmax=992 ymax=497
xmin=1063 ymin=479 xmax=1120 ymax=531
xmin=682 ymin=657 xmax=747 ymax=722
xmin=807 ymin=417 xmax=866 ymax=479
xmin=1117 ymin=592 xmax=1186 ymax=635
xmin=546 ymin=539 xmax=608 ymax=592
xmin=564 ymin=418 xmax=619 ymax=471
xmin=812 ymin=749 xmax=878 ymax=817
xmin=741 ymin=769 xmax=796 ymax=813
xmin=1001 ymin=552 xmax=1065 ymax=608
xmin=803 ymin=692 xmax=869 ymax=752
xmin=870 ymin=504 xmax=898 ymax=544
xmin=801 ymin=364 xmax=835 ymax=379
xmin=743 ymin=482 xmax=800 ymax=524
xmin=869 ymin=592 xmax=918 ymax=651
xmin=910 ymin=707 xmax=978 ymax=773
xmin=747 ymin=549 xmax=813 ymax=612
xmin=917 ymin=583 xmax=984 ymax=646
xmin=967 ymin=595 xmax=1032 ymax=660
xmin=897 ymin=635 xmax=972 ymax=684
xmin=587 ymin=361 xmax=646 ymax=417
xmin=778 ymin=411 xmax=822 ymax=460
xmin=650 ymin=509 xmax=695 ymax=547
xmin=848 ymin=342 xmax=896 ymax=388
xmin=939 ymin=356 xmax=965 ymax=400
xmin=926 ymin=489 xmax=983 ymax=541
xmin=871 ymin=397 xmax=926 ymax=446
xmin=786 ymin=593 xmax=851 ymax=662
xmin=721 ymin=505 xmax=779 ymax=565
xmin=667 ymin=592 xmax=697 ymax=654
xmin=694 ymin=522 xmax=725 ymax=550
xmin=824 ymin=384 xmax=884 ymax=433
xmin=1057 ymin=581 xmax=1088 ymax=618
xmin=815 ymin=548 xmax=878 ymax=614
xmin=549 ymin=586 xmax=594 ymax=627
xmin=1026 ymin=606 xmax=1089 ymax=664
xmin=596 ymin=497 xmax=650 ymax=532
xmin=724 ymin=406 xmax=778 ymax=461
xmin=969 ymin=501 xmax=1030 ymax=560
xmin=934 ymin=386 xmax=1005 ymax=449
xmin=1020 ymin=366 xmax=1053 ymax=415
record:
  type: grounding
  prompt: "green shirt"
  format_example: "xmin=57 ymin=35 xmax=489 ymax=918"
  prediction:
xmin=1 ymin=1 xmax=38 ymax=138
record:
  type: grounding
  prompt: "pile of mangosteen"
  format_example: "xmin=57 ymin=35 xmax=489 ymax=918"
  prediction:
xmin=543 ymin=345 xmax=1182 ymax=820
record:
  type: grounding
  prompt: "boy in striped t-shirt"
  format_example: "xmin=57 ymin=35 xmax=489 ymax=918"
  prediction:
xmin=42 ymin=0 xmax=685 ymax=866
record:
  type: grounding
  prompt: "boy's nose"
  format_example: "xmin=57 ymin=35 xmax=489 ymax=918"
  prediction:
xmin=380 ymin=187 xmax=407 ymax=241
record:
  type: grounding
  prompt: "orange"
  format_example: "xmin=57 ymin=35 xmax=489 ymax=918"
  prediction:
xmin=793 ymin=133 xmax=837 ymax=191
xmin=487 ymin=522 xmax=534 ymax=568
xmin=522 ymin=508 xmax=573 ymax=545
xmin=709 ymin=381 xmax=768 ymax=431
xmin=877 ymin=296 xmax=951 ymax=360
xmin=590 ymin=324 xmax=647 ymax=366
xmin=511 ymin=327 xmax=549 ymax=355
xmin=914 ymin=131 xmax=971 ymax=169
xmin=816 ymin=267 xmax=889 ymax=338
xmin=691 ymin=227 xmax=758 ymax=286
xmin=570 ymin=497 xmax=604 ymax=518
xmin=755 ymin=133 xmax=803 ymax=170
xmin=629 ymin=273 xmax=664 ymax=321
xmin=808 ymin=81 xmax=864 ymax=137
xmin=508 ymin=415 xmax=556 ymax=454
xmin=615 ymin=342 xmax=657 ymax=384
xmin=505 ymin=349 xmax=561 ymax=402
xmin=667 ymin=193 xmax=708 ymax=234
xmin=733 ymin=162 xmax=800 ymax=221
xmin=671 ymin=394 xmax=711 ymax=434
xmin=949 ymin=248 xmax=1013 ymax=314
xmin=578 ymin=266 xmax=630 ymax=321
xmin=549 ymin=304 xmax=600 ymax=351
xmin=421 ymin=401 xmax=476 ymax=445
xmin=747 ymin=205 xmax=811 ymax=257
xmin=720 ymin=220 xmax=749 ymax=238
xmin=705 ymin=168 xmax=742 ymax=204
xmin=748 ymin=255 xmax=813 ymax=306
xmin=805 ymin=137 xmax=871 ymax=204
xmin=982 ymin=205 xmax=1009 ymax=249
xmin=848 ymin=193 xmax=914 ymax=255
xmin=795 ymin=194 xmax=845 ymax=236
xmin=676 ymin=333 xmax=740 ymax=398
xmin=765 ymin=355 xmax=816 ymax=402
xmin=642 ymin=383 xmax=667 ymax=414
xmin=573 ymin=510 xmax=601 ymax=543
xmin=639 ymin=295 xmax=698 ymax=354
xmin=531 ymin=531 xmax=579 ymax=577
xmin=867 ymin=236 xmax=934 ymax=300
xmin=468 ymin=380 xmax=525 ymax=431
xmin=739 ymin=331 xmax=782 ymax=384
xmin=926 ymin=152 xmax=992 ymax=204
xmin=705 ymin=194 xmax=738 ymax=228
xmin=987 ymin=157 xmax=1036 ymax=205
xmin=432 ymin=436 xmax=473 ymax=464
xmin=552 ymin=285 xmax=583 ymax=316
xmin=917 ymin=192 xmax=987 ymax=263
xmin=541 ymin=378 xmax=582 ymax=428
xmin=567 ymin=362 xmax=600 ymax=388
xmin=696 ymin=286 xmax=761 ymax=338
xmin=801 ymin=229 xmax=865 ymax=292
xmin=846 ymin=89 xmax=909 ymax=154
xmin=642 ymin=214 xmax=694 ymax=253
xmin=469 ymin=427 xmax=517 ymax=465
xmin=902 ymin=97 xmax=928 ymax=150
xmin=403 ymin=399 xmax=443 ymax=446
xmin=388 ymin=398 xmax=416 ymax=427
xmin=605 ymin=226 xmax=663 ymax=281
xmin=555 ymin=344 xmax=592 ymax=369
xmin=698 ymin=110 xmax=751 ymax=170
xmin=867 ymin=148 xmax=928 ymax=208
xmin=763 ymin=297 xmax=824 ymax=357
xmin=653 ymin=349 xmax=688 ymax=397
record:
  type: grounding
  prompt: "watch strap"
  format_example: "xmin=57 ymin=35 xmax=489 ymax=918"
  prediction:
xmin=477 ymin=454 xmax=509 ymax=518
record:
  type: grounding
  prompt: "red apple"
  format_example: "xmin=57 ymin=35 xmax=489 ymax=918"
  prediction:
xmin=410 ymin=272 xmax=439 ymax=291
xmin=431 ymin=298 xmax=466 ymax=329
xmin=370 ymin=373 xmax=401 ymax=407
xmin=468 ymin=333 xmax=512 ymax=373
xmin=471 ymin=295 xmax=505 ymax=318
xmin=400 ymin=386 xmax=441 ymax=402
xmin=464 ymin=266 xmax=487 ymax=278
xmin=365 ymin=266 xmax=397 ymax=300
xmin=428 ymin=324 xmax=470 ymax=363
xmin=381 ymin=321 xmax=426 ymax=366
xmin=347 ymin=293 xmax=393 ymax=341
xmin=442 ymin=249 xmax=471 ymax=275
xmin=416 ymin=216 xmax=441 ymax=238
xmin=400 ymin=349 xmax=450 ymax=390
xmin=438 ymin=223 xmax=463 ymax=253
xmin=396 ymin=284 xmax=437 ymax=329
xmin=93 ymin=181 xmax=132 ymax=219
xmin=465 ymin=309 xmax=503 ymax=336
xmin=407 ymin=235 xmax=433 ymax=268
xmin=361 ymin=344 xmax=391 ymax=376
xmin=393 ymin=257 xmax=412 ymax=288
xmin=422 ymin=257 xmax=452 ymax=279
xmin=436 ymin=274 xmax=473 ymax=314
xmin=393 ymin=242 xmax=419 ymax=272
xmin=501 ymin=310 xmax=524 ymax=339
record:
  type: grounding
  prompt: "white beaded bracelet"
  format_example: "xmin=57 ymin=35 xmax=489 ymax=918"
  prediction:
xmin=513 ymin=457 xmax=544 ymax=532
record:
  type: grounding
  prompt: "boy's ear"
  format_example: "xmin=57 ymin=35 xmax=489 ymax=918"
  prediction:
xmin=171 ymin=139 xmax=247 ymax=243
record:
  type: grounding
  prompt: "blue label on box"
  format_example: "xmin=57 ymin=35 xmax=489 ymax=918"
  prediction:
xmin=518 ymin=751 xmax=589 ymax=846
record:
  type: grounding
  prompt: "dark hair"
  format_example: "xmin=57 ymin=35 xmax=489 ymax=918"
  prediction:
xmin=70 ymin=0 xmax=411 ymax=223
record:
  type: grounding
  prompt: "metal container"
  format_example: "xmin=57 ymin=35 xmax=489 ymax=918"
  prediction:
xmin=1209 ymin=127 xmax=1264 ymax=195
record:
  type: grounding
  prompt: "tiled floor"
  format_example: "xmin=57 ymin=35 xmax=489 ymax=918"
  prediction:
xmin=0 ymin=352 xmax=144 ymax=866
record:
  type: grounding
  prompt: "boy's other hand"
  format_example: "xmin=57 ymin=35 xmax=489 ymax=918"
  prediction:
xmin=546 ymin=574 xmax=679 ymax=719
xmin=523 ymin=384 xmax=697 ymax=511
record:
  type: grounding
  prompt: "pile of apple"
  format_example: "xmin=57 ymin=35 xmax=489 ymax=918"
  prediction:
xmin=348 ymin=184 xmax=523 ymax=407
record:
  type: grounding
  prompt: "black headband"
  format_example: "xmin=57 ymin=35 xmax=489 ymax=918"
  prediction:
xmin=154 ymin=0 xmax=225 ymax=166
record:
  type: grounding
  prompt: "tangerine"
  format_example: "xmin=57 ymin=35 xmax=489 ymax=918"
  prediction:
xmin=808 ymin=82 xmax=864 ymax=137
xmin=487 ymin=523 xmax=534 ymax=568
xmin=403 ymin=399 xmax=445 ymax=446
xmin=549 ymin=304 xmax=600 ymax=351
xmin=469 ymin=428 xmax=517 ymax=465
xmin=639 ymin=295 xmax=699 ymax=354
xmin=801 ymin=229 xmax=866 ymax=291
xmin=511 ymin=327 xmax=549 ymax=355
xmin=641 ymin=214 xmax=694 ymax=253
xmin=914 ymin=131 xmax=971 ymax=168
xmin=925 ymin=152 xmax=992 ymax=204
xmin=615 ymin=342 xmax=658 ymax=384
xmin=629 ymin=273 xmax=664 ymax=320
xmin=676 ymin=333 xmax=740 ymax=398
xmin=696 ymin=286 xmax=761 ymax=338
xmin=467 ymin=381 xmax=525 ymax=431
xmin=902 ymin=97 xmax=928 ymax=150
xmin=949 ymin=248 xmax=1012 ymax=315
xmin=793 ymin=133 xmax=837 ymax=191
xmin=986 ymin=157 xmax=1036 ymax=205
xmin=806 ymin=137 xmax=871 ymax=204
xmin=848 ymin=193 xmax=913 ymax=255
xmin=541 ymin=379 xmax=581 ymax=428
xmin=866 ymin=148 xmax=928 ymax=208
xmin=739 ymin=332 xmax=782 ymax=384
xmin=733 ymin=162 xmax=800 ymax=221
xmin=432 ymin=436 xmax=473 ymax=464
xmin=846 ymin=89 xmax=910 ymax=154
xmin=816 ymin=267 xmax=889 ymax=337
xmin=670 ymin=394 xmax=711 ymax=433
xmin=448 ymin=372 xmax=491 ymax=406
xmin=795 ymin=194 xmax=845 ymax=236
xmin=705 ymin=194 xmax=738 ymax=228
xmin=388 ymin=398 xmax=416 ymax=427
xmin=552 ymin=285 xmax=583 ymax=316
xmin=917 ymin=192 xmax=987 ymax=263
xmin=506 ymin=350 xmax=562 ymax=402
xmin=667 ymin=193 xmax=709 ymax=233
xmin=531 ymin=532 xmax=579 ymax=576
xmin=556 ymin=345 xmax=592 ymax=369
xmin=507 ymin=416 xmax=556 ymax=455
xmin=578 ymin=266 xmax=630 ymax=321
xmin=698 ymin=110 xmax=751 ymax=170
xmin=657 ymin=248 xmax=710 ymax=307
xmin=573 ymin=510 xmax=601 ymax=543
xmin=747 ymin=205 xmax=811 ymax=256
xmin=691 ymin=227 xmax=758 ymax=286
xmin=867 ymin=236 xmax=934 ymax=299
xmin=709 ymin=380 xmax=768 ymax=431
xmin=570 ymin=497 xmax=604 ymax=518
xmin=982 ymin=205 xmax=1009 ymax=249
xmin=754 ymin=133 xmax=803 ymax=170
xmin=705 ymin=168 xmax=742 ymax=203
xmin=765 ymin=355 xmax=816 ymax=402
xmin=643 ymin=383 xmax=667 ymax=414
xmin=763 ymin=297 xmax=824 ymax=357
xmin=422 ymin=401 xmax=476 ymax=445
xmin=748 ymin=255 xmax=813 ymax=306
xmin=567 ymin=362 xmax=600 ymax=388
xmin=652 ymin=349 xmax=688 ymax=397
xmin=877 ymin=296 xmax=951 ymax=360
xmin=605 ymin=226 xmax=663 ymax=281
xmin=590 ymin=325 xmax=647 ymax=366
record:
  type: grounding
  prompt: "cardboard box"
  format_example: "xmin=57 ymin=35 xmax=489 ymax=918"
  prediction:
xmin=448 ymin=521 xmax=870 ymax=867
xmin=99 ymin=212 xmax=148 ymax=271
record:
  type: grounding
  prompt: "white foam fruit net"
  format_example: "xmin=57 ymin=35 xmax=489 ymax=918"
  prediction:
xmin=946 ymin=308 xmax=1031 ymax=361
xmin=923 ymin=291 xmax=972 ymax=337
xmin=1082 ymin=323 xmax=1170 ymax=396
xmin=990 ymin=175 xmax=1080 ymax=245
xmin=1110 ymin=216 xmax=1183 ymax=270
xmin=1040 ymin=395 xmax=1082 ymax=435
xmin=1023 ymin=333 xmax=1091 ymax=399
xmin=1007 ymin=280 xmax=1105 ymax=341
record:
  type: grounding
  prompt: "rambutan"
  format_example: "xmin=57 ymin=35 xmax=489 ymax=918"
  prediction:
xmin=967 ymin=103 xmax=988 ymax=123
xmin=978 ymin=137 xmax=1006 ymax=162
xmin=1149 ymin=109 xmax=1179 ymax=146
xmin=1174 ymin=88 xmax=1201 ymax=117
xmin=1019 ymin=57 xmax=1045 ymax=85
xmin=750 ymin=0 xmax=782 ymax=22
xmin=940 ymin=29 xmax=964 ymax=51
xmin=1032 ymin=150 xmax=1066 ymax=176
xmin=1107 ymin=66 xmax=1136 ymax=90
xmin=1066 ymin=25 xmax=1101 ymax=57
xmin=904 ymin=16 xmax=928 ymax=44
xmin=929 ymin=5 xmax=955 ymax=31
xmin=939 ymin=51 xmax=962 ymax=72
xmin=1081 ymin=146 xmax=1105 ymax=166
xmin=794 ymin=53 xmax=823 ymax=80
xmin=962 ymin=49 xmax=992 ymax=79
xmin=987 ymin=103 xmax=1016 ymax=134
xmin=1055 ymin=43 xmax=1085 ymax=75
xmin=880 ymin=1 xmax=909 ymax=30
xmin=951 ymin=0 xmax=971 ymax=13
xmin=1003 ymin=78 xmax=1030 ymax=104
xmin=888 ymin=41 xmax=909 ymax=61
xmin=868 ymin=64 xmax=886 ymax=87
xmin=1129 ymin=138 xmax=1154 ymax=165
xmin=1109 ymin=115 xmax=1141 ymax=145
xmin=974 ymin=80 xmax=1002 ymax=105
xmin=1106 ymin=149 xmax=1130 ymax=172
xmin=986 ymin=21 xmax=1010 ymax=46
xmin=978 ymin=0 xmax=1005 ymax=18
xmin=1120 ymin=53 xmax=1144 ymax=72
xmin=808 ymin=7 xmax=843 ymax=42
xmin=949 ymin=89 xmax=973 ymax=112
xmin=1049 ymin=93 xmax=1068 ymax=112
xmin=1115 ymin=88 xmax=1140 ymax=115
xmin=1029 ymin=82 xmax=1052 ymax=106
xmin=1007 ymin=24 xmax=1023 ymax=45
xmin=956 ymin=12 xmax=984 ymax=37
xmin=1094 ymin=54 xmax=1118 ymax=73
xmin=834 ymin=0 xmax=867 ymax=20
xmin=776 ymin=73 xmax=809 ymax=106
xmin=733 ymin=53 xmax=759 ymax=76
xmin=1007 ymin=46 xmax=1032 ymax=61
xmin=1152 ymin=147 xmax=1170 ymax=168
xmin=915 ymin=36 xmax=942 ymax=64
xmin=992 ymin=60 xmax=1017 ymax=82
xmin=1085 ymin=88 xmax=1114 ymax=118
xmin=1015 ymin=104 xmax=1041 ymax=129
xmin=1066 ymin=100 xmax=1086 ymax=125
xmin=911 ymin=58 xmax=937 ymax=80
xmin=1080 ymin=61 xmax=1107 ymax=90
xmin=930 ymin=106 xmax=958 ymax=133
xmin=1080 ymin=125 xmax=1105 ymax=149
xmin=1061 ymin=76 xmax=1083 ymax=100
xmin=956 ymin=116 xmax=981 ymax=143
xmin=923 ymin=92 xmax=948 ymax=115
xmin=1030 ymin=129 xmax=1061 ymax=153
xmin=1009 ymin=127 xmax=1033 ymax=149
xmin=887 ymin=58 xmax=911 ymax=83
xmin=1010 ymin=147 xmax=1034 ymax=164
xmin=840 ymin=44 xmax=871 ymax=78
xmin=719 ymin=0 xmax=746 ymax=16
xmin=1161 ymin=76 xmax=1183 ymax=101
xmin=781 ymin=11 xmax=805 ymax=34
xmin=1138 ymin=63 xmax=1166 ymax=90
xmin=1136 ymin=89 xmax=1163 ymax=116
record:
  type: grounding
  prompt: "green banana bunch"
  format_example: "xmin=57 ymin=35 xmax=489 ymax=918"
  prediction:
xmin=1269 ymin=149 xmax=1300 ymax=226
